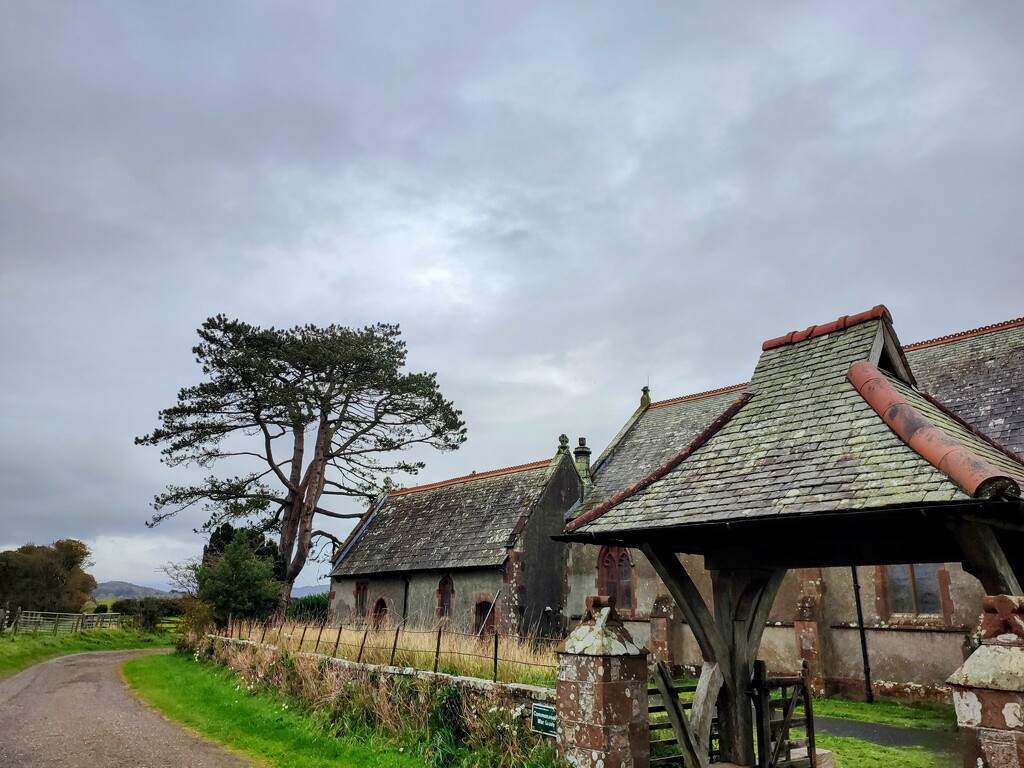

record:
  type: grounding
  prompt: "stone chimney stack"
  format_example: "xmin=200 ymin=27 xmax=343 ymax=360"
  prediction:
xmin=574 ymin=437 xmax=592 ymax=484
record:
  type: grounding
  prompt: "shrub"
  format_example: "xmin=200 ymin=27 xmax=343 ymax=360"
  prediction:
xmin=94 ymin=604 xmax=109 ymax=614
xmin=286 ymin=592 xmax=329 ymax=623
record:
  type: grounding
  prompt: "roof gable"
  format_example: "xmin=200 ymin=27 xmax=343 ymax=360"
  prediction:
xmin=332 ymin=457 xmax=564 ymax=577
xmin=571 ymin=310 xmax=1024 ymax=538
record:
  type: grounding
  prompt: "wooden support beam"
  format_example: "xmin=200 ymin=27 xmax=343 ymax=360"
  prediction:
xmin=654 ymin=660 xmax=707 ymax=768
xmin=711 ymin=568 xmax=787 ymax=767
xmin=948 ymin=519 xmax=1023 ymax=595
xmin=640 ymin=544 xmax=729 ymax=677
xmin=690 ymin=661 xmax=724 ymax=759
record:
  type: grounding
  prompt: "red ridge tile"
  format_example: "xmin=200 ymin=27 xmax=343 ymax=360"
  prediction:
xmin=847 ymin=361 xmax=1019 ymax=499
xmin=903 ymin=316 xmax=1024 ymax=351
xmin=762 ymin=305 xmax=891 ymax=351
xmin=388 ymin=459 xmax=552 ymax=496
xmin=650 ymin=382 xmax=747 ymax=409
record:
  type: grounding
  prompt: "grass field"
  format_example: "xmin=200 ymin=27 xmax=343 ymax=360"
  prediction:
xmin=0 ymin=628 xmax=173 ymax=679
xmin=813 ymin=696 xmax=957 ymax=732
xmin=816 ymin=733 xmax=956 ymax=768
xmin=80 ymin=598 xmax=117 ymax=613
xmin=124 ymin=653 xmax=426 ymax=768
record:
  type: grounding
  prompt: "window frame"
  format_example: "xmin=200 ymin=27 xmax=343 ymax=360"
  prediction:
xmin=873 ymin=563 xmax=953 ymax=627
xmin=597 ymin=545 xmax=636 ymax=616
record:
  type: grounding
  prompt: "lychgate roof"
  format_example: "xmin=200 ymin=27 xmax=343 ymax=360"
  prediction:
xmin=568 ymin=308 xmax=1024 ymax=538
xmin=332 ymin=457 xmax=563 ymax=577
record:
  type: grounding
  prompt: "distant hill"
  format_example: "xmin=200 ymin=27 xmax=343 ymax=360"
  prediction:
xmin=292 ymin=585 xmax=328 ymax=597
xmin=92 ymin=581 xmax=171 ymax=599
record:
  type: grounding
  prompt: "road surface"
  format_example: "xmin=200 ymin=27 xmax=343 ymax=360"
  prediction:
xmin=0 ymin=649 xmax=253 ymax=767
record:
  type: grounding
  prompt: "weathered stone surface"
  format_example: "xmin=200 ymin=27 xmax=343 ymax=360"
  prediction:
xmin=949 ymin=646 xmax=1024 ymax=693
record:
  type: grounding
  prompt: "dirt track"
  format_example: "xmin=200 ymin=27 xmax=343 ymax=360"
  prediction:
xmin=0 ymin=649 xmax=253 ymax=768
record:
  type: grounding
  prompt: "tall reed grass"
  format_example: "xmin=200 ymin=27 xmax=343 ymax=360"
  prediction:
xmin=227 ymin=618 xmax=558 ymax=687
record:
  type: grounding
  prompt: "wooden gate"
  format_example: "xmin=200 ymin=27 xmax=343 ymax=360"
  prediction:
xmin=648 ymin=661 xmax=720 ymax=767
xmin=751 ymin=660 xmax=817 ymax=768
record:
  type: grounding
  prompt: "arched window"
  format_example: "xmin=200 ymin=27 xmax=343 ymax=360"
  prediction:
xmin=437 ymin=575 xmax=454 ymax=618
xmin=878 ymin=563 xmax=947 ymax=619
xmin=354 ymin=581 xmax=369 ymax=617
xmin=371 ymin=597 xmax=388 ymax=630
xmin=598 ymin=546 xmax=634 ymax=612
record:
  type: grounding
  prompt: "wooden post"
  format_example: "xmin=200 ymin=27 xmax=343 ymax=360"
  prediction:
xmin=0 ymin=608 xmax=6 ymax=636
xmin=332 ymin=624 xmax=344 ymax=657
xmin=710 ymin=568 xmax=787 ymax=767
xmin=259 ymin=623 xmax=268 ymax=645
xmin=356 ymin=627 xmax=369 ymax=663
xmin=298 ymin=622 xmax=309 ymax=652
xmin=492 ymin=632 xmax=499 ymax=682
xmin=753 ymin=661 xmax=770 ymax=768
xmin=314 ymin=621 xmax=325 ymax=654
xmin=389 ymin=626 xmax=400 ymax=666
xmin=12 ymin=608 xmax=21 ymax=637
xmin=433 ymin=626 xmax=443 ymax=673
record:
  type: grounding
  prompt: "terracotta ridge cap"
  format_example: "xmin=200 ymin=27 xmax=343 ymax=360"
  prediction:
xmin=846 ymin=361 xmax=1020 ymax=499
xmin=916 ymin=390 xmax=1024 ymax=469
xmin=763 ymin=305 xmax=891 ymax=351
xmin=566 ymin=392 xmax=753 ymax=533
xmin=388 ymin=459 xmax=552 ymax=496
xmin=649 ymin=382 xmax=748 ymax=409
xmin=903 ymin=316 xmax=1024 ymax=351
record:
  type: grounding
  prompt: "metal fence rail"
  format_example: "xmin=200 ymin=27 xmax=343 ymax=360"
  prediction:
xmin=0 ymin=609 xmax=122 ymax=635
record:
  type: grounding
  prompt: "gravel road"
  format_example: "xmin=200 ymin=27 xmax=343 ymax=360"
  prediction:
xmin=0 ymin=649 xmax=253 ymax=768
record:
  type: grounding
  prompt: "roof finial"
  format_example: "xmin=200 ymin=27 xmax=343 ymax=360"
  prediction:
xmin=558 ymin=434 xmax=570 ymax=455
xmin=640 ymin=386 xmax=651 ymax=408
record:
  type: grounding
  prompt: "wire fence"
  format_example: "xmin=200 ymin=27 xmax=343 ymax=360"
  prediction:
xmin=0 ymin=608 xmax=122 ymax=636
xmin=225 ymin=617 xmax=558 ymax=687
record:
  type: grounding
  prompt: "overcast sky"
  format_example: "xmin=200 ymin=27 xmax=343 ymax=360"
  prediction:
xmin=2 ymin=2 xmax=1022 ymax=591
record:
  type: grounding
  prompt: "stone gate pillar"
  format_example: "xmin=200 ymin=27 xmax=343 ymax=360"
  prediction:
xmin=557 ymin=596 xmax=650 ymax=768
xmin=948 ymin=595 xmax=1024 ymax=768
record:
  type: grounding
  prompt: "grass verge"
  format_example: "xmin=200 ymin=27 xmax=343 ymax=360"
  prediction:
xmin=0 ymin=629 xmax=173 ymax=680
xmin=816 ymin=733 xmax=957 ymax=768
xmin=125 ymin=653 xmax=427 ymax=768
xmin=813 ymin=697 xmax=957 ymax=732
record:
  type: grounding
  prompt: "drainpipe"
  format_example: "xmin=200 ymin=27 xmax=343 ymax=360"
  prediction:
xmin=851 ymin=566 xmax=874 ymax=703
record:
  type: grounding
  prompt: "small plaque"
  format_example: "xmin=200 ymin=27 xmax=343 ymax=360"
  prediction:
xmin=531 ymin=702 xmax=557 ymax=736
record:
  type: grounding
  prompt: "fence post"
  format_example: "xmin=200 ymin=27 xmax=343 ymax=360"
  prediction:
xmin=314 ymin=621 xmax=325 ymax=654
xmin=12 ymin=608 xmax=22 ymax=637
xmin=433 ymin=626 xmax=443 ymax=673
xmin=357 ymin=627 xmax=369 ymax=663
xmin=493 ymin=632 xmax=499 ymax=681
xmin=53 ymin=614 xmax=59 ymax=635
xmin=332 ymin=624 xmax=344 ymax=657
xmin=389 ymin=626 xmax=401 ymax=666
xmin=298 ymin=622 xmax=309 ymax=652
xmin=0 ymin=608 xmax=6 ymax=636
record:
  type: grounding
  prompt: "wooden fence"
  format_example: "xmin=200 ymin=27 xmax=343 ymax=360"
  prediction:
xmin=0 ymin=608 xmax=122 ymax=636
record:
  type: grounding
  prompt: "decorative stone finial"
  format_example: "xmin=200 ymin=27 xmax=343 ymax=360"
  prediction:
xmin=557 ymin=434 xmax=570 ymax=455
xmin=979 ymin=595 xmax=1024 ymax=644
xmin=640 ymin=386 xmax=651 ymax=408
xmin=562 ymin=595 xmax=646 ymax=656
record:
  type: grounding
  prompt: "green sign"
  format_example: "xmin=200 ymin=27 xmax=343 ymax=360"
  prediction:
xmin=531 ymin=702 xmax=557 ymax=736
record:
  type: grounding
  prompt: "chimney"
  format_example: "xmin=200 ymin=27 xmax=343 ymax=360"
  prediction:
xmin=574 ymin=437 xmax=592 ymax=484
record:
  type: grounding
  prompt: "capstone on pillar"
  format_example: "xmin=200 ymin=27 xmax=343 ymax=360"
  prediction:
xmin=948 ymin=595 xmax=1024 ymax=768
xmin=557 ymin=595 xmax=650 ymax=768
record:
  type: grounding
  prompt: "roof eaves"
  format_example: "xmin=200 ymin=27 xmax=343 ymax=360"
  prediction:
xmin=847 ymin=361 xmax=1020 ymax=499
xmin=566 ymin=392 xmax=753 ymax=532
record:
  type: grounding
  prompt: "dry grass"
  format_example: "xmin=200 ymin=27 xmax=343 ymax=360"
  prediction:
xmin=227 ymin=618 xmax=558 ymax=688
xmin=201 ymin=636 xmax=562 ymax=768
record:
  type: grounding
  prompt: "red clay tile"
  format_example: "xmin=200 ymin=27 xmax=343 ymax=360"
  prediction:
xmin=847 ymin=361 xmax=1019 ymax=499
xmin=762 ymin=305 xmax=891 ymax=351
xmin=903 ymin=316 xmax=1024 ymax=351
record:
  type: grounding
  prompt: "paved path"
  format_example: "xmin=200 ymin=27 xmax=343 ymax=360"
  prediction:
xmin=816 ymin=715 xmax=960 ymax=753
xmin=0 ymin=649 xmax=253 ymax=768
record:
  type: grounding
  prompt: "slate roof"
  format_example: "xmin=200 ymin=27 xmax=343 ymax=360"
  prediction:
xmin=905 ymin=318 xmax=1024 ymax=456
xmin=569 ymin=310 xmax=1024 ymax=536
xmin=574 ymin=316 xmax=1024 ymax=522
xmin=332 ymin=458 xmax=560 ymax=577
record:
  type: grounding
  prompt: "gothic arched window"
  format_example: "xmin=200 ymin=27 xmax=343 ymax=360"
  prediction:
xmin=598 ymin=546 xmax=634 ymax=612
xmin=437 ymin=575 xmax=454 ymax=618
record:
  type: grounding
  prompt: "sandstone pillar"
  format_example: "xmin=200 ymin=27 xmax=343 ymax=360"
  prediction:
xmin=948 ymin=595 xmax=1024 ymax=767
xmin=557 ymin=596 xmax=650 ymax=768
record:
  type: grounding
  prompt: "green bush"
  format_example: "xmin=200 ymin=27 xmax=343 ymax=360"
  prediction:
xmin=94 ymin=604 xmax=109 ymax=614
xmin=286 ymin=593 xmax=329 ymax=623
